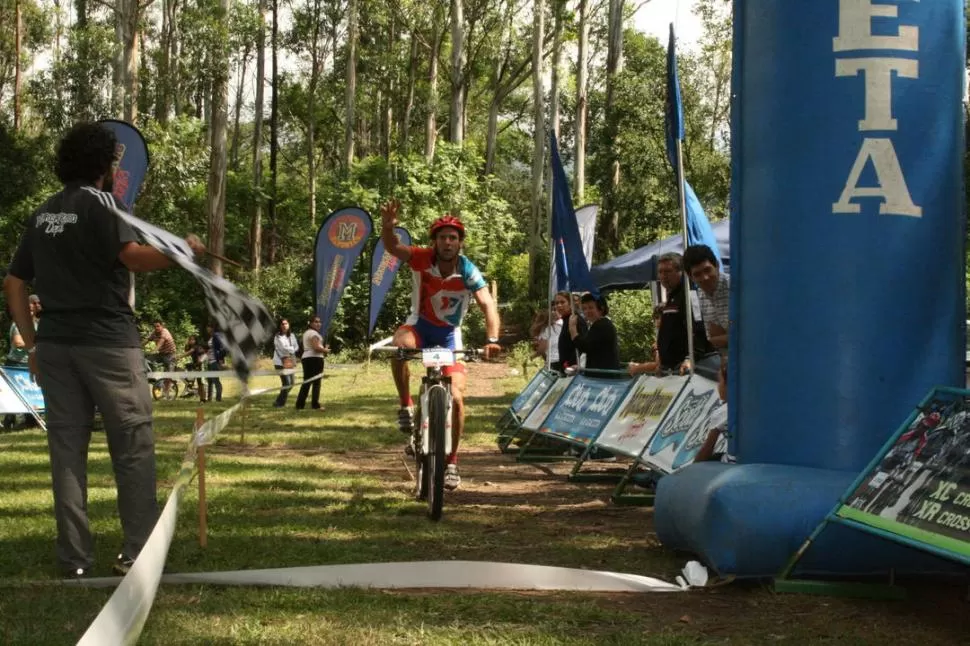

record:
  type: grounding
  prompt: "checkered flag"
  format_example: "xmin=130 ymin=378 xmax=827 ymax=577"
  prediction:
xmin=114 ymin=209 xmax=274 ymax=385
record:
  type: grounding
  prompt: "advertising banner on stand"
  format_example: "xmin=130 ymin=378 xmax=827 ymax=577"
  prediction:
xmin=0 ymin=370 xmax=31 ymax=414
xmin=1 ymin=367 xmax=44 ymax=412
xmin=835 ymin=388 xmax=970 ymax=563
xmin=538 ymin=376 xmax=632 ymax=446
xmin=521 ymin=376 xmax=574 ymax=432
xmin=595 ymin=375 xmax=687 ymax=458
xmin=511 ymin=370 xmax=559 ymax=420
xmin=640 ymin=375 xmax=721 ymax=474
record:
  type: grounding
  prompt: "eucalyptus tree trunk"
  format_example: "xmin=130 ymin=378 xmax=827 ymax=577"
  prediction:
xmin=574 ymin=0 xmax=588 ymax=202
xmin=13 ymin=0 xmax=22 ymax=130
xmin=448 ymin=0 xmax=464 ymax=145
xmin=400 ymin=32 xmax=418 ymax=154
xmin=206 ymin=0 xmax=231 ymax=277
xmin=268 ymin=0 xmax=279 ymax=263
xmin=343 ymin=0 xmax=358 ymax=174
xmin=424 ymin=4 xmax=444 ymax=160
xmin=229 ymin=47 xmax=250 ymax=171
xmin=601 ymin=0 xmax=624 ymax=253
xmin=113 ymin=0 xmax=140 ymax=121
xmin=528 ymin=0 xmax=545 ymax=300
xmin=250 ymin=0 xmax=266 ymax=271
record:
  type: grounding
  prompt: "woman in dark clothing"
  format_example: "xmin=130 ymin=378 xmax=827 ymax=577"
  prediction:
xmin=568 ymin=293 xmax=621 ymax=373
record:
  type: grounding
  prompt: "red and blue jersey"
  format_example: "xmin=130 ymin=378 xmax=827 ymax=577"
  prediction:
xmin=405 ymin=247 xmax=487 ymax=333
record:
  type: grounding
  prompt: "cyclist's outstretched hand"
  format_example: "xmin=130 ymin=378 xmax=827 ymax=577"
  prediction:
xmin=484 ymin=343 xmax=501 ymax=360
xmin=381 ymin=199 xmax=400 ymax=229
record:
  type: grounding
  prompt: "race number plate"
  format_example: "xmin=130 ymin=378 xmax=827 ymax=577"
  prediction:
xmin=422 ymin=348 xmax=455 ymax=368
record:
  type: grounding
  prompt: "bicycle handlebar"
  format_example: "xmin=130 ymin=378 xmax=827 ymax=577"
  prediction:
xmin=372 ymin=346 xmax=485 ymax=358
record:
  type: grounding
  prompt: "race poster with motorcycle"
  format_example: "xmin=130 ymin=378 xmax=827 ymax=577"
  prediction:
xmin=837 ymin=389 xmax=970 ymax=562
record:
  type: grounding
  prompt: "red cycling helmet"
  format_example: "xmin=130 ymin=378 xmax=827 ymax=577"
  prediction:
xmin=429 ymin=214 xmax=465 ymax=241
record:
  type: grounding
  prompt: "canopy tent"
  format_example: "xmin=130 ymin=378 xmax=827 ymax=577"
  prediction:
xmin=590 ymin=218 xmax=730 ymax=291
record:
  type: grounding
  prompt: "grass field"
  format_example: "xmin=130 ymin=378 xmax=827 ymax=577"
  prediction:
xmin=0 ymin=360 xmax=968 ymax=645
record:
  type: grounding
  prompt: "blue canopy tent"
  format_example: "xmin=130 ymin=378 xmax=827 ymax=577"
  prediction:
xmin=590 ymin=218 xmax=730 ymax=291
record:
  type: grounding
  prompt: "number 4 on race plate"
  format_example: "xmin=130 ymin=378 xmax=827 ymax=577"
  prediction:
xmin=422 ymin=348 xmax=455 ymax=368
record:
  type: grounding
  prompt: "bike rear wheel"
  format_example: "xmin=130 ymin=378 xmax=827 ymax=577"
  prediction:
xmin=426 ymin=386 xmax=448 ymax=521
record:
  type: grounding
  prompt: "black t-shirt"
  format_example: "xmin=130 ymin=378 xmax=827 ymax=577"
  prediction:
xmin=657 ymin=280 xmax=713 ymax=369
xmin=7 ymin=183 xmax=141 ymax=347
xmin=557 ymin=313 xmax=586 ymax=369
xmin=572 ymin=317 xmax=621 ymax=373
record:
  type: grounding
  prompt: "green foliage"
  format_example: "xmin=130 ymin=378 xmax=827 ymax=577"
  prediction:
xmin=1 ymin=0 xmax=743 ymax=357
xmin=506 ymin=340 xmax=544 ymax=379
xmin=607 ymin=289 xmax=656 ymax=362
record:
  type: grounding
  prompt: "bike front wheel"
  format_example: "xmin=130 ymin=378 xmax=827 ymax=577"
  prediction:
xmin=151 ymin=379 xmax=179 ymax=401
xmin=426 ymin=386 xmax=449 ymax=521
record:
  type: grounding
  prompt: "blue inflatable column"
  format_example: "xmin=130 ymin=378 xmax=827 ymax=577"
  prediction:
xmin=730 ymin=0 xmax=965 ymax=470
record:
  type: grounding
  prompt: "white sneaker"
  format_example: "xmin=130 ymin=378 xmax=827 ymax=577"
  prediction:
xmin=444 ymin=464 xmax=461 ymax=491
xmin=397 ymin=406 xmax=415 ymax=434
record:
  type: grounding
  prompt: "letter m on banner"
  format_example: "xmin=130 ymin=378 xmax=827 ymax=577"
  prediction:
xmin=314 ymin=207 xmax=374 ymax=337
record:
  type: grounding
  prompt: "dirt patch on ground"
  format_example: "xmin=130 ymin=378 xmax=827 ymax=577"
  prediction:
xmin=324 ymin=368 xmax=970 ymax=645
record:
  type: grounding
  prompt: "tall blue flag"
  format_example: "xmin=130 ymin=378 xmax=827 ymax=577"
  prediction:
xmin=550 ymin=134 xmax=598 ymax=297
xmin=664 ymin=24 xmax=684 ymax=170
xmin=665 ymin=24 xmax=721 ymax=266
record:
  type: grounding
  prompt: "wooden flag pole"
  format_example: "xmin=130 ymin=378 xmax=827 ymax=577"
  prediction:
xmin=240 ymin=398 xmax=249 ymax=445
xmin=205 ymin=249 xmax=245 ymax=269
xmin=196 ymin=407 xmax=208 ymax=548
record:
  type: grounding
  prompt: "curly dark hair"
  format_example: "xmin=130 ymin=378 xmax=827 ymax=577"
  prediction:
xmin=55 ymin=122 xmax=117 ymax=185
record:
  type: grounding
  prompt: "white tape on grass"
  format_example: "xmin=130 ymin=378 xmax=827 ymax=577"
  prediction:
xmin=76 ymin=487 xmax=182 ymax=646
xmin=67 ymin=561 xmax=683 ymax=593
xmin=162 ymin=561 xmax=684 ymax=592
xmin=74 ymin=374 xmax=323 ymax=645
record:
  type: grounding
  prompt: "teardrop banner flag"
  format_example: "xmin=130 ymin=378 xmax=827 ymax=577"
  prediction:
xmin=368 ymin=226 xmax=411 ymax=337
xmin=314 ymin=207 xmax=374 ymax=337
xmin=97 ymin=119 xmax=150 ymax=211
xmin=98 ymin=119 xmax=150 ymax=308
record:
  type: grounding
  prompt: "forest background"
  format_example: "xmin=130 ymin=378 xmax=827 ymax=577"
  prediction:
xmin=0 ymin=0 xmax=857 ymax=363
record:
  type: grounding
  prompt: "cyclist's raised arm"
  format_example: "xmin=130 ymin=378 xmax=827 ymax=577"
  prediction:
xmin=473 ymin=286 xmax=501 ymax=348
xmin=380 ymin=200 xmax=411 ymax=262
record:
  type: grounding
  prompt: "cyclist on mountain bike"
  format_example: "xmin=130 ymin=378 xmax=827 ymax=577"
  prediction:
xmin=380 ymin=200 xmax=502 ymax=491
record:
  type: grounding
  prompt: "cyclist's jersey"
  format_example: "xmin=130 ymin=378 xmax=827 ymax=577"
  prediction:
xmin=405 ymin=247 xmax=487 ymax=332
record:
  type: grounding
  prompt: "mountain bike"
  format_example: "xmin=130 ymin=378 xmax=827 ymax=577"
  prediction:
xmin=145 ymin=356 xmax=179 ymax=401
xmin=377 ymin=346 xmax=480 ymax=521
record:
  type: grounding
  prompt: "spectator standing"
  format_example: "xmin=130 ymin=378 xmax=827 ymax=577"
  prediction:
xmin=557 ymin=296 xmax=587 ymax=374
xmin=536 ymin=292 xmax=571 ymax=373
xmin=1 ymin=121 xmax=205 ymax=577
xmin=683 ymin=244 xmax=729 ymax=354
xmin=295 ymin=315 xmax=328 ymax=411
xmin=179 ymin=334 xmax=208 ymax=403
xmin=569 ymin=293 xmax=621 ymax=373
xmin=205 ymin=322 xmax=226 ymax=403
xmin=272 ymin=318 xmax=300 ymax=408
xmin=629 ymin=252 xmax=714 ymax=376
xmin=3 ymin=294 xmax=41 ymax=429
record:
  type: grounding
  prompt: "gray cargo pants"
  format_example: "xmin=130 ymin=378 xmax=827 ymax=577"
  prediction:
xmin=36 ymin=343 xmax=158 ymax=571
